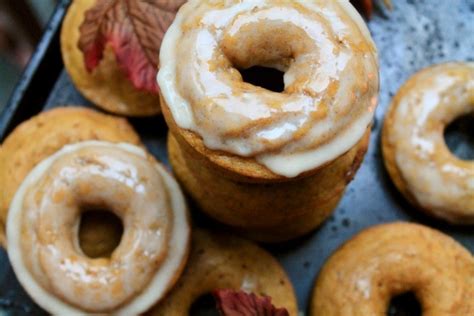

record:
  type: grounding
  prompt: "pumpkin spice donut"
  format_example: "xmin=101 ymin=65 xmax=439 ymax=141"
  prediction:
xmin=148 ymin=229 xmax=298 ymax=315
xmin=311 ymin=222 xmax=474 ymax=315
xmin=7 ymin=141 xmax=190 ymax=314
xmin=382 ymin=63 xmax=474 ymax=224
xmin=61 ymin=0 xmax=185 ymax=116
xmin=0 ymin=106 xmax=141 ymax=248
xmin=158 ymin=0 xmax=379 ymax=241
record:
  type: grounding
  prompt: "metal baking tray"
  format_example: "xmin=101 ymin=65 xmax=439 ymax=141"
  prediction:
xmin=0 ymin=0 xmax=472 ymax=314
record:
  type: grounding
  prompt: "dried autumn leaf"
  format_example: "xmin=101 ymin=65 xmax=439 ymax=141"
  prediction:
xmin=213 ymin=289 xmax=289 ymax=316
xmin=78 ymin=0 xmax=186 ymax=93
xmin=350 ymin=0 xmax=392 ymax=19
xmin=351 ymin=0 xmax=373 ymax=18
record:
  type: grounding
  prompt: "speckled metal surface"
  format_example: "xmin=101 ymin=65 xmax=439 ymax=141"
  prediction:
xmin=0 ymin=0 xmax=473 ymax=314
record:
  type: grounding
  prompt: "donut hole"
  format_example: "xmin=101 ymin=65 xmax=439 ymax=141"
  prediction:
xmin=239 ymin=66 xmax=285 ymax=93
xmin=189 ymin=293 xmax=219 ymax=316
xmin=387 ymin=292 xmax=422 ymax=316
xmin=78 ymin=208 xmax=124 ymax=258
xmin=221 ymin=20 xmax=312 ymax=93
xmin=444 ymin=113 xmax=474 ymax=160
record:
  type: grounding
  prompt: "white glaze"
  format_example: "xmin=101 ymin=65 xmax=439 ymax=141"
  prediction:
xmin=158 ymin=0 xmax=378 ymax=177
xmin=355 ymin=278 xmax=371 ymax=299
xmin=7 ymin=141 xmax=190 ymax=315
xmin=387 ymin=63 xmax=474 ymax=222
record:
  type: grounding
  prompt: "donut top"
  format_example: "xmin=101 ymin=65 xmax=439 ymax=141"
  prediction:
xmin=158 ymin=0 xmax=379 ymax=177
xmin=311 ymin=223 xmax=474 ymax=315
xmin=7 ymin=142 xmax=189 ymax=314
xmin=387 ymin=63 xmax=474 ymax=221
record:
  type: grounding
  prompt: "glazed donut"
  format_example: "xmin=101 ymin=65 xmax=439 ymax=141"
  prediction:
xmin=311 ymin=222 xmax=474 ymax=315
xmin=7 ymin=141 xmax=190 ymax=314
xmin=158 ymin=0 xmax=378 ymax=241
xmin=0 ymin=107 xmax=141 ymax=247
xmin=382 ymin=63 xmax=474 ymax=224
xmin=159 ymin=0 xmax=378 ymax=178
xmin=148 ymin=229 xmax=298 ymax=315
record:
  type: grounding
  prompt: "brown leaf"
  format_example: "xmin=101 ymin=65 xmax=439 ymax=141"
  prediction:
xmin=350 ymin=0 xmax=373 ymax=19
xmin=78 ymin=1 xmax=115 ymax=71
xmin=213 ymin=289 xmax=289 ymax=316
xmin=351 ymin=0 xmax=393 ymax=19
xmin=78 ymin=0 xmax=186 ymax=93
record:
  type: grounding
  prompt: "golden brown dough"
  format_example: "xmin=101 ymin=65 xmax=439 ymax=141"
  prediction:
xmin=61 ymin=0 xmax=160 ymax=116
xmin=148 ymin=229 xmax=298 ymax=315
xmin=0 ymin=106 xmax=141 ymax=247
xmin=311 ymin=222 xmax=474 ymax=316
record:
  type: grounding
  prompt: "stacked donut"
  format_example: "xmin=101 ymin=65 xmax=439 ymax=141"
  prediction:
xmin=0 ymin=0 xmax=472 ymax=315
xmin=159 ymin=0 xmax=378 ymax=242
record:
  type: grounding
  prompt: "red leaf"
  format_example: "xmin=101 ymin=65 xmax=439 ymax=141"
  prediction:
xmin=78 ymin=0 xmax=185 ymax=93
xmin=78 ymin=1 xmax=115 ymax=71
xmin=350 ymin=0 xmax=392 ymax=19
xmin=350 ymin=0 xmax=373 ymax=19
xmin=213 ymin=289 xmax=289 ymax=316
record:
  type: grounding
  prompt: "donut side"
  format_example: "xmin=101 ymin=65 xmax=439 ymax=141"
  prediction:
xmin=167 ymin=129 xmax=370 ymax=242
xmin=381 ymin=82 xmax=420 ymax=206
xmin=161 ymin=95 xmax=291 ymax=182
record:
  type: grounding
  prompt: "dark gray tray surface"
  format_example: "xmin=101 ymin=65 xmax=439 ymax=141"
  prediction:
xmin=0 ymin=0 xmax=473 ymax=314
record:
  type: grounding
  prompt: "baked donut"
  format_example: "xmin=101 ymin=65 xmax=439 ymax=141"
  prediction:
xmin=7 ymin=141 xmax=190 ymax=314
xmin=148 ymin=229 xmax=298 ymax=315
xmin=158 ymin=0 xmax=379 ymax=241
xmin=311 ymin=222 xmax=474 ymax=315
xmin=0 ymin=106 xmax=141 ymax=247
xmin=61 ymin=0 xmax=184 ymax=116
xmin=382 ymin=63 xmax=474 ymax=224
